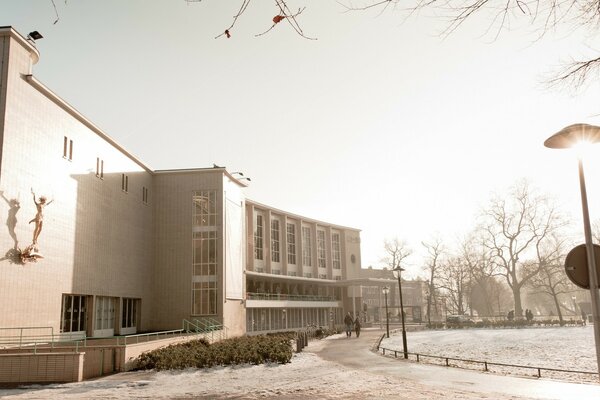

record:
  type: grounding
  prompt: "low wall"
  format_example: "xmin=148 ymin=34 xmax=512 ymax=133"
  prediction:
xmin=0 ymin=352 xmax=83 ymax=384
xmin=0 ymin=331 xmax=219 ymax=384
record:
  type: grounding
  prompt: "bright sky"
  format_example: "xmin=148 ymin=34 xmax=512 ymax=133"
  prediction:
xmin=3 ymin=1 xmax=600 ymax=277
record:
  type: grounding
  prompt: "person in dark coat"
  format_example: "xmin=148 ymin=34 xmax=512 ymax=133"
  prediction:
xmin=344 ymin=312 xmax=353 ymax=337
xmin=354 ymin=316 xmax=361 ymax=338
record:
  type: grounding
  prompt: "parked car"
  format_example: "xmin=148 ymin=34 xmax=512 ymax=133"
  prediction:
xmin=446 ymin=315 xmax=474 ymax=324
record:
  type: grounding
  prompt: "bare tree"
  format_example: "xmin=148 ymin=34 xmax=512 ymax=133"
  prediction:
xmin=422 ymin=237 xmax=444 ymax=324
xmin=383 ymin=237 xmax=412 ymax=270
xmin=340 ymin=0 xmax=600 ymax=88
xmin=457 ymin=232 xmax=497 ymax=316
xmin=438 ymin=256 xmax=470 ymax=315
xmin=527 ymin=233 xmax=576 ymax=324
xmin=482 ymin=181 xmax=565 ymax=319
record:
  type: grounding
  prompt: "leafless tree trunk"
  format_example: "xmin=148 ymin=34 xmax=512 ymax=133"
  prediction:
xmin=422 ymin=237 xmax=444 ymax=324
xmin=482 ymin=181 xmax=565 ymax=319
xmin=527 ymin=233 xmax=576 ymax=325
xmin=458 ymin=232 xmax=496 ymax=316
xmin=382 ymin=238 xmax=412 ymax=312
xmin=439 ymin=256 xmax=470 ymax=315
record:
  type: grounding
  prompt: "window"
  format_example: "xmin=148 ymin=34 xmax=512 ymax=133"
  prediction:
xmin=60 ymin=294 xmax=87 ymax=333
xmin=317 ymin=230 xmax=326 ymax=268
xmin=287 ymin=223 xmax=296 ymax=264
xmin=254 ymin=214 xmax=264 ymax=260
xmin=287 ymin=271 xmax=297 ymax=276
xmin=193 ymin=191 xmax=217 ymax=226
xmin=142 ymin=186 xmax=149 ymax=204
xmin=334 ymin=275 xmax=342 ymax=281
xmin=95 ymin=296 xmax=116 ymax=331
xmin=302 ymin=226 xmax=312 ymax=266
xmin=63 ymin=136 xmax=73 ymax=161
xmin=122 ymin=298 xmax=138 ymax=328
xmin=192 ymin=191 xmax=218 ymax=316
xmin=121 ymin=174 xmax=129 ymax=192
xmin=319 ymin=274 xmax=327 ymax=279
xmin=271 ymin=219 xmax=280 ymax=262
xmin=96 ymin=158 xmax=104 ymax=178
xmin=303 ymin=272 xmax=312 ymax=278
xmin=332 ymin=233 xmax=341 ymax=270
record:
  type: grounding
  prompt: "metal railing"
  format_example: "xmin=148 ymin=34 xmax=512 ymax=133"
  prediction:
xmin=376 ymin=345 xmax=597 ymax=381
xmin=0 ymin=327 xmax=87 ymax=350
xmin=187 ymin=318 xmax=228 ymax=342
xmin=246 ymin=292 xmax=338 ymax=302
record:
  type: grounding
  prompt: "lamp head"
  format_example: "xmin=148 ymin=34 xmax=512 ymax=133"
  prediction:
xmin=27 ymin=31 xmax=43 ymax=41
xmin=544 ymin=123 xmax=600 ymax=149
xmin=382 ymin=286 xmax=390 ymax=295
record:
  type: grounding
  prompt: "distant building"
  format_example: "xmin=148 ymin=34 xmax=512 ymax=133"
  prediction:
xmin=0 ymin=26 xmax=363 ymax=339
xmin=359 ymin=266 xmax=426 ymax=323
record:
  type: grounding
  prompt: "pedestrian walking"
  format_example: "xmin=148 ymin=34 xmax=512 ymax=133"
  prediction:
xmin=344 ymin=312 xmax=353 ymax=337
xmin=354 ymin=316 xmax=361 ymax=338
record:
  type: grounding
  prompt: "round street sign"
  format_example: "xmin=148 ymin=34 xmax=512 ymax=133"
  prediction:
xmin=565 ymin=244 xmax=600 ymax=289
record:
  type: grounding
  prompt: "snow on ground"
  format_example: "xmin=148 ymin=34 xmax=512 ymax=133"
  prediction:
xmin=380 ymin=325 xmax=596 ymax=383
xmin=0 ymin=335 xmax=535 ymax=400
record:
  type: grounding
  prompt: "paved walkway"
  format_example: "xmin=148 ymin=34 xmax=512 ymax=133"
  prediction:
xmin=310 ymin=328 xmax=600 ymax=400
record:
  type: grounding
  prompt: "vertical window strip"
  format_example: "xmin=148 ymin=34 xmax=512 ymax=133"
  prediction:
xmin=317 ymin=230 xmax=326 ymax=268
xmin=100 ymin=160 xmax=104 ymax=178
xmin=332 ymin=233 xmax=341 ymax=269
xmin=69 ymin=139 xmax=73 ymax=161
xmin=254 ymin=214 xmax=263 ymax=260
xmin=63 ymin=136 xmax=68 ymax=158
xmin=271 ymin=219 xmax=280 ymax=262
xmin=287 ymin=223 xmax=296 ymax=264
xmin=302 ymin=226 xmax=312 ymax=266
xmin=192 ymin=190 xmax=218 ymax=316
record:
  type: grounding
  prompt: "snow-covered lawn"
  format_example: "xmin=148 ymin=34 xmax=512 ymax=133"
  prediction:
xmin=381 ymin=325 xmax=596 ymax=382
xmin=0 ymin=336 xmax=539 ymax=400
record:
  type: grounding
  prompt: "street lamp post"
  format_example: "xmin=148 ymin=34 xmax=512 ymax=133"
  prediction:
xmin=545 ymin=123 xmax=600 ymax=379
xmin=383 ymin=286 xmax=390 ymax=338
xmin=393 ymin=267 xmax=408 ymax=359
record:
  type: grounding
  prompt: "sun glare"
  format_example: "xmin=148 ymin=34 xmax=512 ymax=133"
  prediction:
xmin=572 ymin=139 xmax=593 ymax=159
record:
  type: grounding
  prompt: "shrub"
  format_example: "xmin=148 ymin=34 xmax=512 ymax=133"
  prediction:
xmin=135 ymin=334 xmax=293 ymax=371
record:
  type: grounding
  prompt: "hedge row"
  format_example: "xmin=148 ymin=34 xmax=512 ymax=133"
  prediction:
xmin=135 ymin=334 xmax=293 ymax=370
xmin=428 ymin=318 xmax=585 ymax=329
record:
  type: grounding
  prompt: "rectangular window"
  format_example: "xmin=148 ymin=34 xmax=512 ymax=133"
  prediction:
xmin=332 ymin=233 xmax=341 ymax=270
xmin=271 ymin=219 xmax=280 ymax=263
xmin=122 ymin=298 xmax=138 ymax=328
xmin=95 ymin=296 xmax=116 ymax=331
xmin=193 ymin=191 xmax=217 ymax=226
xmin=60 ymin=294 xmax=87 ymax=333
xmin=287 ymin=223 xmax=296 ymax=264
xmin=319 ymin=274 xmax=327 ymax=279
xmin=192 ymin=190 xmax=218 ymax=316
xmin=121 ymin=174 xmax=129 ymax=192
xmin=254 ymin=214 xmax=264 ymax=260
xmin=96 ymin=158 xmax=104 ymax=178
xmin=63 ymin=136 xmax=73 ymax=161
xmin=317 ymin=230 xmax=326 ymax=268
xmin=142 ymin=186 xmax=149 ymax=204
xmin=302 ymin=226 xmax=312 ymax=266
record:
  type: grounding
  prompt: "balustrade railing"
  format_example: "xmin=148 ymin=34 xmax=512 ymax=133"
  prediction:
xmin=246 ymin=292 xmax=338 ymax=302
